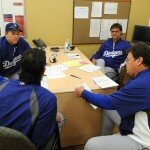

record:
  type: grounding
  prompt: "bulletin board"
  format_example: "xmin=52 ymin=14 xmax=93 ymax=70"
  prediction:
xmin=73 ymin=0 xmax=131 ymax=44
xmin=0 ymin=0 xmax=26 ymax=37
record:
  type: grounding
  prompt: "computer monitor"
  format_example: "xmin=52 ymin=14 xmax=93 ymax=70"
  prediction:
xmin=132 ymin=25 xmax=150 ymax=44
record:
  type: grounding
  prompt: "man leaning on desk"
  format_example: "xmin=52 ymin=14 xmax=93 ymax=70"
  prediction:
xmin=91 ymin=23 xmax=131 ymax=81
xmin=75 ymin=42 xmax=150 ymax=150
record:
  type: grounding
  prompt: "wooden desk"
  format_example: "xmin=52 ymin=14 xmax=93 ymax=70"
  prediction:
xmin=45 ymin=47 xmax=117 ymax=147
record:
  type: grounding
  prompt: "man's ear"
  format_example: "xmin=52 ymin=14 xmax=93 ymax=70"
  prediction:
xmin=40 ymin=68 xmax=45 ymax=76
xmin=137 ymin=57 xmax=143 ymax=66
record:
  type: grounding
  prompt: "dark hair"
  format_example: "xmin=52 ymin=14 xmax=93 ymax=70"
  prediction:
xmin=128 ymin=42 xmax=150 ymax=67
xmin=110 ymin=23 xmax=122 ymax=31
xmin=19 ymin=48 xmax=46 ymax=84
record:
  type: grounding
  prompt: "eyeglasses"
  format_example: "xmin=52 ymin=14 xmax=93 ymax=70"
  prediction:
xmin=126 ymin=57 xmax=137 ymax=62
xmin=111 ymin=30 xmax=120 ymax=33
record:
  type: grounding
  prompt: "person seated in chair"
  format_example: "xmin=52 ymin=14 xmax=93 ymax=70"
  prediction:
xmin=91 ymin=23 xmax=131 ymax=81
xmin=0 ymin=22 xmax=30 ymax=79
xmin=75 ymin=42 xmax=150 ymax=150
xmin=0 ymin=48 xmax=65 ymax=150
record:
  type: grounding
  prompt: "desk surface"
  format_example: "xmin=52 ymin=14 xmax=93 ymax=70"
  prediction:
xmin=46 ymin=47 xmax=106 ymax=93
xmin=45 ymin=47 xmax=117 ymax=147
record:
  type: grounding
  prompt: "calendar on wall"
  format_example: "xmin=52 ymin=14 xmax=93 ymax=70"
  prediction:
xmin=0 ymin=0 xmax=26 ymax=37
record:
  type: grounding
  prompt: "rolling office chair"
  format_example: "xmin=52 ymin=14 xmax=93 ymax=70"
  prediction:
xmin=118 ymin=65 xmax=132 ymax=89
xmin=43 ymin=125 xmax=62 ymax=150
xmin=0 ymin=126 xmax=62 ymax=150
xmin=0 ymin=127 xmax=36 ymax=150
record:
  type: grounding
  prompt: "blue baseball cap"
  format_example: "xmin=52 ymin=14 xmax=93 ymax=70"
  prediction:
xmin=5 ymin=23 xmax=23 ymax=32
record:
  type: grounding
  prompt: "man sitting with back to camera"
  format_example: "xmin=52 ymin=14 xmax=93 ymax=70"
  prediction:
xmin=75 ymin=42 xmax=150 ymax=150
xmin=91 ymin=23 xmax=131 ymax=81
xmin=0 ymin=48 xmax=65 ymax=149
xmin=0 ymin=22 xmax=30 ymax=79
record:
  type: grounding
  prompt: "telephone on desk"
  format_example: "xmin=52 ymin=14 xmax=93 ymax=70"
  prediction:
xmin=32 ymin=39 xmax=47 ymax=49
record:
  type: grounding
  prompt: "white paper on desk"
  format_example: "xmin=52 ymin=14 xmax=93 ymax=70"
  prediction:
xmin=79 ymin=64 xmax=100 ymax=72
xmin=92 ymin=76 xmax=118 ymax=89
xmin=67 ymin=53 xmax=81 ymax=59
xmin=41 ymin=76 xmax=49 ymax=89
xmin=76 ymin=83 xmax=97 ymax=109
xmin=45 ymin=64 xmax=69 ymax=72
xmin=45 ymin=70 xmax=66 ymax=80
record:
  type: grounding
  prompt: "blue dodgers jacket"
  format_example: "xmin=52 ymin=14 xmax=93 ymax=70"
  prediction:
xmin=0 ymin=36 xmax=30 ymax=76
xmin=0 ymin=77 xmax=57 ymax=149
xmin=82 ymin=69 xmax=150 ymax=149
xmin=91 ymin=38 xmax=131 ymax=69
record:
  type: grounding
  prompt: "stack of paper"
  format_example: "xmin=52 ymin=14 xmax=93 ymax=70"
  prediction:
xmin=45 ymin=70 xmax=66 ymax=79
xmin=46 ymin=64 xmax=69 ymax=72
xmin=41 ymin=76 xmax=49 ymax=89
xmin=63 ymin=59 xmax=88 ymax=67
xmin=79 ymin=64 xmax=100 ymax=72
xmin=92 ymin=76 xmax=118 ymax=88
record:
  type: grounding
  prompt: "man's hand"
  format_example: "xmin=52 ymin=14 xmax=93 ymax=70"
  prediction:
xmin=56 ymin=112 xmax=62 ymax=123
xmin=75 ymin=86 xmax=85 ymax=97
xmin=92 ymin=58 xmax=97 ymax=64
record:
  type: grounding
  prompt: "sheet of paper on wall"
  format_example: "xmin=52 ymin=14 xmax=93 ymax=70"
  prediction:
xmin=67 ymin=53 xmax=81 ymax=59
xmin=41 ymin=76 xmax=49 ymax=89
xmin=117 ymin=19 xmax=128 ymax=33
xmin=46 ymin=64 xmax=69 ymax=72
xmin=92 ymin=76 xmax=118 ymax=89
xmin=79 ymin=64 xmax=101 ymax=72
xmin=91 ymin=2 xmax=102 ymax=17
xmin=76 ymin=83 xmax=97 ymax=109
xmin=104 ymin=2 xmax=118 ymax=14
xmin=74 ymin=7 xmax=89 ymax=19
xmin=1 ymin=0 xmax=25 ymax=37
xmin=100 ymin=19 xmax=117 ymax=40
xmin=89 ymin=19 xmax=101 ymax=37
xmin=0 ymin=7 xmax=4 ymax=37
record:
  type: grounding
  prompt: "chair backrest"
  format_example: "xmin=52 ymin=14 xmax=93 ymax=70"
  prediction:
xmin=118 ymin=65 xmax=132 ymax=89
xmin=0 ymin=127 xmax=36 ymax=150
xmin=42 ymin=125 xmax=61 ymax=150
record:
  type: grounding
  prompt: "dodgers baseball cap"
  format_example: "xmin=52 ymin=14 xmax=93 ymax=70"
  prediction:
xmin=5 ymin=23 xmax=23 ymax=32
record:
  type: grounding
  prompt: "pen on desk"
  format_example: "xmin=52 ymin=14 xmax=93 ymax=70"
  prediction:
xmin=70 ymin=75 xmax=81 ymax=79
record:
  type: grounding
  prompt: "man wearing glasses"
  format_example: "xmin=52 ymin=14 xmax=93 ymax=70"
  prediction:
xmin=0 ymin=22 xmax=30 ymax=79
xmin=75 ymin=42 xmax=150 ymax=150
xmin=91 ymin=23 xmax=131 ymax=81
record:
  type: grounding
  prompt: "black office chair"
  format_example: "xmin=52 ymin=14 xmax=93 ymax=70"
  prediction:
xmin=42 ymin=125 xmax=61 ymax=150
xmin=0 ymin=127 xmax=36 ymax=150
xmin=118 ymin=65 xmax=132 ymax=89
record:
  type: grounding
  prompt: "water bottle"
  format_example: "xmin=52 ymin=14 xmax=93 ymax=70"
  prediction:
xmin=64 ymin=42 xmax=69 ymax=53
xmin=67 ymin=39 xmax=71 ymax=50
xmin=64 ymin=39 xmax=70 ymax=53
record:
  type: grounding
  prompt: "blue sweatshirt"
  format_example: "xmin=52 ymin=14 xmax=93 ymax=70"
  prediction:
xmin=0 ymin=76 xmax=57 ymax=149
xmin=82 ymin=69 xmax=150 ymax=149
xmin=91 ymin=38 xmax=131 ymax=69
xmin=0 ymin=36 xmax=30 ymax=76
